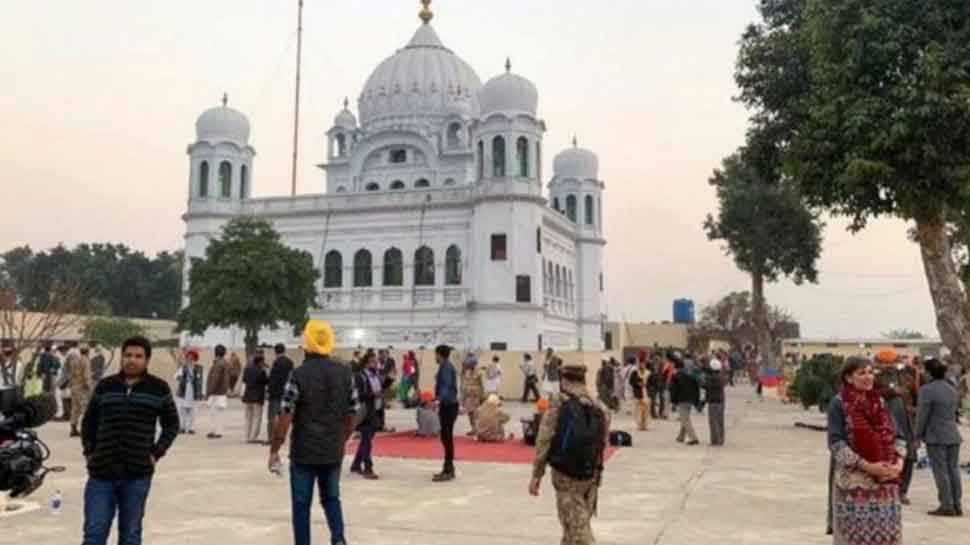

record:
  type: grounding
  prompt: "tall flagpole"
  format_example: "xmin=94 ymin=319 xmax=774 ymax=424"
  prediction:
xmin=291 ymin=0 xmax=304 ymax=196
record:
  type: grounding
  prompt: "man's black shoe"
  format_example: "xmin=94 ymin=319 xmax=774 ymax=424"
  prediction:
xmin=432 ymin=472 xmax=455 ymax=482
xmin=349 ymin=466 xmax=362 ymax=475
xmin=687 ymin=440 xmax=700 ymax=446
xmin=927 ymin=507 xmax=957 ymax=517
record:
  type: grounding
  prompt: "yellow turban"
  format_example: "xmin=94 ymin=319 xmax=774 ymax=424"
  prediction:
xmin=303 ymin=320 xmax=335 ymax=355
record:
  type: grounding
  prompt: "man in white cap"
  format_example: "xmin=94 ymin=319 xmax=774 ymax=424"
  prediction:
xmin=704 ymin=352 xmax=727 ymax=446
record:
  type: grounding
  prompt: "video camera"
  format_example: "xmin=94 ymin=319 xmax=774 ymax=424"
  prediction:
xmin=0 ymin=386 xmax=62 ymax=498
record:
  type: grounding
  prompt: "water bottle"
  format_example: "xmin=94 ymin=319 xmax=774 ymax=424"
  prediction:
xmin=51 ymin=490 xmax=62 ymax=515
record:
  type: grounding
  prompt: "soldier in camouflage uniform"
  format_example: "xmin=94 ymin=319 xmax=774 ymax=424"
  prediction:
xmin=529 ymin=363 xmax=611 ymax=545
xmin=461 ymin=354 xmax=485 ymax=436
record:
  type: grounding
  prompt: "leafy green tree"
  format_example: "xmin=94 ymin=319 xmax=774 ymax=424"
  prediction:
xmin=82 ymin=316 xmax=147 ymax=372
xmin=736 ymin=0 xmax=970 ymax=365
xmin=0 ymin=243 xmax=182 ymax=318
xmin=704 ymin=151 xmax=823 ymax=368
xmin=177 ymin=217 xmax=319 ymax=358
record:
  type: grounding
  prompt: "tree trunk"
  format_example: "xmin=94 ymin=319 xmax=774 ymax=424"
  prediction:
xmin=915 ymin=213 xmax=970 ymax=365
xmin=244 ymin=328 xmax=260 ymax=363
xmin=751 ymin=269 xmax=777 ymax=370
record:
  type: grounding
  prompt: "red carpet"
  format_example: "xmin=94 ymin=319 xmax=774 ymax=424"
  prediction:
xmin=347 ymin=430 xmax=618 ymax=465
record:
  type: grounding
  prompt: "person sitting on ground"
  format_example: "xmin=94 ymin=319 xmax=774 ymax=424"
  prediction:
xmin=475 ymin=394 xmax=511 ymax=442
xmin=523 ymin=397 xmax=550 ymax=446
xmin=416 ymin=390 xmax=441 ymax=438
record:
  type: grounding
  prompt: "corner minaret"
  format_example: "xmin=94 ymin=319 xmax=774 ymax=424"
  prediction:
xmin=466 ymin=59 xmax=548 ymax=350
xmin=187 ymin=95 xmax=255 ymax=205
xmin=550 ymin=138 xmax=606 ymax=350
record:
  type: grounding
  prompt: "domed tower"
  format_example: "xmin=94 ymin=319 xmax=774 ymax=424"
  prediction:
xmin=187 ymin=94 xmax=255 ymax=206
xmin=550 ymin=138 xmax=606 ymax=350
xmin=183 ymin=96 xmax=255 ymax=341
xmin=466 ymin=59 xmax=547 ymax=350
xmin=324 ymin=98 xmax=358 ymax=193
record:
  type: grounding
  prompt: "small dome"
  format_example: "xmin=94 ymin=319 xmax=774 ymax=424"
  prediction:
xmin=334 ymin=98 xmax=357 ymax=129
xmin=554 ymin=139 xmax=599 ymax=180
xmin=196 ymin=100 xmax=250 ymax=144
xmin=479 ymin=60 xmax=538 ymax=116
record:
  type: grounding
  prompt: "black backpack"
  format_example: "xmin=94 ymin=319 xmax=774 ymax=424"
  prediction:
xmin=548 ymin=394 xmax=606 ymax=479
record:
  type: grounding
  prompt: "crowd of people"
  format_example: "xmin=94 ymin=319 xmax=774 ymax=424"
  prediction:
xmin=1 ymin=341 xmax=108 ymax=437
xmin=593 ymin=348 xmax=734 ymax=446
xmin=4 ymin=331 xmax=970 ymax=545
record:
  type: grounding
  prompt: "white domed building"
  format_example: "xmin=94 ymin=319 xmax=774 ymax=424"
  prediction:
xmin=183 ymin=6 xmax=606 ymax=351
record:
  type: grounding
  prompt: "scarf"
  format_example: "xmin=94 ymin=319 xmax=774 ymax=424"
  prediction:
xmin=841 ymin=385 xmax=897 ymax=468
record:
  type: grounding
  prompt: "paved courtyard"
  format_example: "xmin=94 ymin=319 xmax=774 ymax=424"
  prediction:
xmin=4 ymin=386 xmax=967 ymax=544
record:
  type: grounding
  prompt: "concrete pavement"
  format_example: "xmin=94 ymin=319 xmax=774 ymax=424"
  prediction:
xmin=3 ymin=386 xmax=967 ymax=544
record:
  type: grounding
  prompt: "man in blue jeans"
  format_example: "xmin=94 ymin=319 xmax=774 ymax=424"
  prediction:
xmin=80 ymin=336 xmax=179 ymax=545
xmin=269 ymin=320 xmax=357 ymax=545
xmin=433 ymin=344 xmax=459 ymax=482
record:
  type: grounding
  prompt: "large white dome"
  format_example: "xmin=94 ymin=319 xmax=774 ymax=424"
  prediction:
xmin=554 ymin=140 xmax=599 ymax=180
xmin=479 ymin=64 xmax=538 ymax=116
xmin=358 ymin=23 xmax=481 ymax=126
xmin=195 ymin=102 xmax=250 ymax=145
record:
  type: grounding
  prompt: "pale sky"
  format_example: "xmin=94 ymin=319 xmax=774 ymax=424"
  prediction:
xmin=0 ymin=0 xmax=937 ymax=339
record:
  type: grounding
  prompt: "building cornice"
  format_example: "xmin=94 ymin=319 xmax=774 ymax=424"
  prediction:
xmin=468 ymin=302 xmax=544 ymax=312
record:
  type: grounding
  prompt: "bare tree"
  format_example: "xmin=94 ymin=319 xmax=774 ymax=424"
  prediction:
xmin=0 ymin=281 xmax=86 ymax=386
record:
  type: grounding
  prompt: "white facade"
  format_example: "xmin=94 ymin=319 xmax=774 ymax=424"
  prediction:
xmin=182 ymin=13 xmax=606 ymax=351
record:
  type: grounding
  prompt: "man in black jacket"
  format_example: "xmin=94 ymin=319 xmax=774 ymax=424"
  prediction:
xmin=668 ymin=357 xmax=700 ymax=446
xmin=242 ymin=353 xmax=270 ymax=444
xmin=269 ymin=320 xmax=356 ymax=545
xmin=703 ymin=359 xmax=727 ymax=446
xmin=350 ymin=351 xmax=393 ymax=479
xmin=81 ymin=336 xmax=179 ymax=545
xmin=267 ymin=344 xmax=294 ymax=443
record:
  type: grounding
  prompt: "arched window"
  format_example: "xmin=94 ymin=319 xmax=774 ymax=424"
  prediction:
xmin=552 ymin=197 xmax=560 ymax=211
xmin=536 ymin=141 xmax=542 ymax=181
xmin=477 ymin=140 xmax=484 ymax=180
xmin=324 ymin=251 xmax=342 ymax=288
xmin=414 ymin=246 xmax=435 ymax=286
xmin=390 ymin=180 xmax=405 ymax=190
xmin=383 ymin=248 xmax=403 ymax=286
xmin=516 ymin=137 xmax=529 ymax=177
xmin=585 ymin=195 xmax=594 ymax=225
xmin=445 ymin=245 xmax=462 ymax=285
xmin=443 ymin=178 xmax=456 ymax=186
xmin=353 ymin=249 xmax=372 ymax=287
xmin=336 ymin=186 xmax=347 ymax=193
xmin=555 ymin=265 xmax=562 ymax=297
xmin=240 ymin=165 xmax=248 ymax=199
xmin=219 ymin=161 xmax=232 ymax=198
xmin=566 ymin=195 xmax=578 ymax=222
xmin=447 ymin=123 xmax=461 ymax=148
xmin=335 ymin=134 xmax=347 ymax=157
xmin=492 ymin=136 xmax=506 ymax=177
xmin=365 ymin=182 xmax=380 ymax=192
xmin=415 ymin=179 xmax=430 ymax=189
xmin=199 ymin=161 xmax=209 ymax=198
xmin=543 ymin=258 xmax=549 ymax=292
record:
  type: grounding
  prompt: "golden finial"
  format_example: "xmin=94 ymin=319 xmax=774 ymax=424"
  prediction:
xmin=419 ymin=0 xmax=433 ymax=24
xmin=505 ymin=57 xmax=512 ymax=73
xmin=572 ymin=135 xmax=578 ymax=148
xmin=222 ymin=93 xmax=228 ymax=107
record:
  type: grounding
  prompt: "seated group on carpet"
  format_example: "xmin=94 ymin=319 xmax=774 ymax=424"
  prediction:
xmin=414 ymin=390 xmax=550 ymax=444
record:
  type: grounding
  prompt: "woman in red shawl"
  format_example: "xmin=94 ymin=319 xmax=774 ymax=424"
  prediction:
xmin=827 ymin=357 xmax=904 ymax=544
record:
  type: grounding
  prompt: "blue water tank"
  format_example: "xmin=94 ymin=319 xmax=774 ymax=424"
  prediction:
xmin=673 ymin=298 xmax=695 ymax=325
